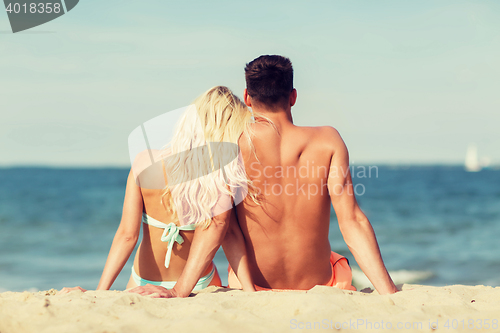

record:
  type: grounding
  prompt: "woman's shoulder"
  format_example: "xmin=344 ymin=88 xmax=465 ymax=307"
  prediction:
xmin=131 ymin=148 xmax=172 ymax=191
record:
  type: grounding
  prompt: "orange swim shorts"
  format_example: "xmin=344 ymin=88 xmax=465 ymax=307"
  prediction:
xmin=228 ymin=251 xmax=356 ymax=291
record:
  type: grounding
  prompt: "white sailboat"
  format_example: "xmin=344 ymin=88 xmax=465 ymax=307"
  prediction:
xmin=465 ymin=144 xmax=481 ymax=172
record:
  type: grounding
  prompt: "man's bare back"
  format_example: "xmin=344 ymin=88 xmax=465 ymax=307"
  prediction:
xmin=234 ymin=55 xmax=396 ymax=293
xmin=237 ymin=117 xmax=346 ymax=289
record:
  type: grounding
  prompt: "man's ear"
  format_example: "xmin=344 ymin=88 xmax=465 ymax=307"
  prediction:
xmin=243 ymin=89 xmax=252 ymax=107
xmin=290 ymin=89 xmax=297 ymax=107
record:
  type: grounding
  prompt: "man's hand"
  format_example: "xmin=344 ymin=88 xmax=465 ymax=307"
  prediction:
xmin=127 ymin=284 xmax=179 ymax=298
xmin=57 ymin=286 xmax=87 ymax=295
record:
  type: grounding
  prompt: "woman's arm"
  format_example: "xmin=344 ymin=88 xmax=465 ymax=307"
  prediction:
xmin=222 ymin=209 xmax=255 ymax=291
xmin=97 ymin=170 xmax=143 ymax=290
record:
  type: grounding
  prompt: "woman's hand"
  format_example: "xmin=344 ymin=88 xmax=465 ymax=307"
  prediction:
xmin=127 ymin=284 xmax=179 ymax=298
xmin=57 ymin=286 xmax=87 ymax=295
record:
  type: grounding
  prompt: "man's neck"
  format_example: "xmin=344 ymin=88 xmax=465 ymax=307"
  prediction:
xmin=251 ymin=105 xmax=294 ymax=126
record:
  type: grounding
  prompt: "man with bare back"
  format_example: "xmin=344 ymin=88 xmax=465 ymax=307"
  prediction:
xmin=129 ymin=55 xmax=397 ymax=297
xmin=225 ymin=55 xmax=397 ymax=294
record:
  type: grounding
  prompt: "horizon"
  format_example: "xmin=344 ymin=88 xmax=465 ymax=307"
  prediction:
xmin=2 ymin=161 xmax=500 ymax=169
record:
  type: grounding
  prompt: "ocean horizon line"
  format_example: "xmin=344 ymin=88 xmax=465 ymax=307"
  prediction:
xmin=1 ymin=162 xmax=499 ymax=170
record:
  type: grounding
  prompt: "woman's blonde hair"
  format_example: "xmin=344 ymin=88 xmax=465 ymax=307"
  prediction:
xmin=161 ymin=86 xmax=256 ymax=227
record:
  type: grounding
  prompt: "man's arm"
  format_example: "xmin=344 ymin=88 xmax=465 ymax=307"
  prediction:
xmin=327 ymin=129 xmax=397 ymax=294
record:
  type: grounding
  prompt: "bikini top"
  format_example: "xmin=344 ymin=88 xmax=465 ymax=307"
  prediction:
xmin=142 ymin=213 xmax=196 ymax=268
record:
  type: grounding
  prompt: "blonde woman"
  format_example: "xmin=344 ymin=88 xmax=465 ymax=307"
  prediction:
xmin=60 ymin=86 xmax=256 ymax=296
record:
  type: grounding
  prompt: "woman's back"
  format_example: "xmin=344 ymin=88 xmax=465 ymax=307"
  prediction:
xmin=133 ymin=187 xmax=208 ymax=282
xmin=128 ymin=149 xmax=218 ymax=287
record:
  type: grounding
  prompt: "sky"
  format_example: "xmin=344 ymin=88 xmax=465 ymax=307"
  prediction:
xmin=1 ymin=0 xmax=499 ymax=166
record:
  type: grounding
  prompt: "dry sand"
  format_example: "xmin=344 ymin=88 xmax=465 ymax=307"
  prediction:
xmin=1 ymin=284 xmax=499 ymax=333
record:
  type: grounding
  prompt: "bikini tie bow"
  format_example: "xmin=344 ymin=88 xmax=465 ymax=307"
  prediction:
xmin=160 ymin=223 xmax=184 ymax=268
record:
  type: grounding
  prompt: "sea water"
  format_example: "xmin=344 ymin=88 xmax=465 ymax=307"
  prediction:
xmin=1 ymin=166 xmax=499 ymax=292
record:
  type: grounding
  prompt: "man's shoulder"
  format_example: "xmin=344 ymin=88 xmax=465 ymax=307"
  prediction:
xmin=295 ymin=125 xmax=342 ymax=144
xmin=294 ymin=124 xmax=338 ymax=133
xmin=293 ymin=126 xmax=348 ymax=161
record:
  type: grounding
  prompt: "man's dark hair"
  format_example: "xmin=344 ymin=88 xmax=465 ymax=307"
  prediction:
xmin=245 ymin=55 xmax=293 ymax=105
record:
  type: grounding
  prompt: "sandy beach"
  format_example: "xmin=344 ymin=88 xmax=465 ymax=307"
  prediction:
xmin=1 ymin=284 xmax=499 ymax=333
